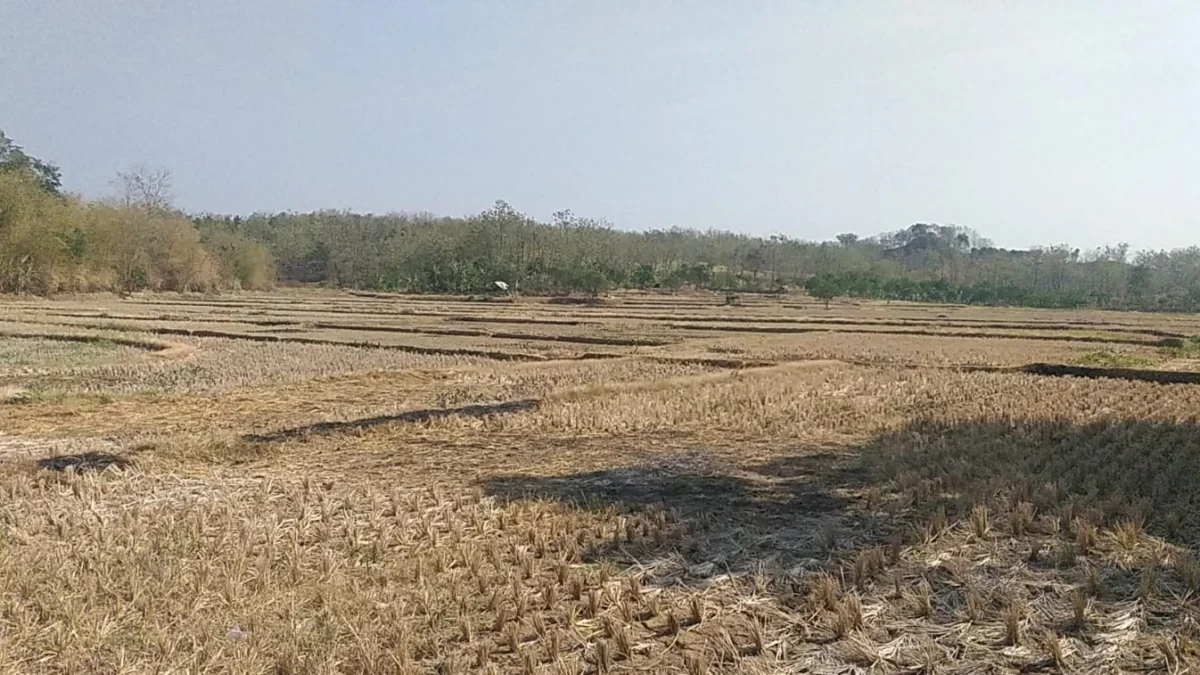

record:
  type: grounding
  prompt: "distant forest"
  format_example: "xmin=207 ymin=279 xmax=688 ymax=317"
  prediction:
xmin=4 ymin=130 xmax=1200 ymax=311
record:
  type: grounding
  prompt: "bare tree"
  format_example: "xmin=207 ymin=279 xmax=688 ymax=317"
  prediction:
xmin=112 ymin=164 xmax=174 ymax=213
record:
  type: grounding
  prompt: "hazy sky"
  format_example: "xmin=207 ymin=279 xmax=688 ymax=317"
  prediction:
xmin=2 ymin=2 xmax=1197 ymax=250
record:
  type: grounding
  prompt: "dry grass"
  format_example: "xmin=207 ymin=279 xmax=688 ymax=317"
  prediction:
xmin=0 ymin=333 xmax=491 ymax=398
xmin=1 ymin=290 xmax=1200 ymax=672
xmin=0 ymin=334 xmax=148 ymax=371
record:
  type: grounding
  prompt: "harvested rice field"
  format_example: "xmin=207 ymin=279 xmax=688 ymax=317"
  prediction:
xmin=3 ymin=289 xmax=1200 ymax=673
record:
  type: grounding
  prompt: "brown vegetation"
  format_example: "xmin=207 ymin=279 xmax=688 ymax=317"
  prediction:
xmin=0 ymin=170 xmax=273 ymax=294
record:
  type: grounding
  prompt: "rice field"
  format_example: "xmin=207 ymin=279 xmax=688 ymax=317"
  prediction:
xmin=2 ymin=289 xmax=1200 ymax=673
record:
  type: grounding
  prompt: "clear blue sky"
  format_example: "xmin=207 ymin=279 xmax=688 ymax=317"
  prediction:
xmin=2 ymin=1 xmax=1197 ymax=250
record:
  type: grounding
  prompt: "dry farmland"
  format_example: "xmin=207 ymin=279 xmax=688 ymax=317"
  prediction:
xmin=4 ymin=289 xmax=1200 ymax=674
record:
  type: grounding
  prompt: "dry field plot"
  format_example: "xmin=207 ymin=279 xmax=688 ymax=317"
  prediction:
xmin=2 ymin=290 xmax=1200 ymax=674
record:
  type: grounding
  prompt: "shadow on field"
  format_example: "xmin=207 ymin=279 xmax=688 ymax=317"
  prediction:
xmin=857 ymin=415 xmax=1200 ymax=546
xmin=244 ymin=398 xmax=539 ymax=442
xmin=480 ymin=414 xmax=1200 ymax=577
xmin=1018 ymin=362 xmax=1200 ymax=385
xmin=482 ymin=443 xmax=876 ymax=573
xmin=38 ymin=452 xmax=132 ymax=472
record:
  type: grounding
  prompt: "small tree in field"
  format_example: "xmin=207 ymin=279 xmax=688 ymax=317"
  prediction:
xmin=574 ymin=267 xmax=610 ymax=297
xmin=805 ymin=274 xmax=842 ymax=309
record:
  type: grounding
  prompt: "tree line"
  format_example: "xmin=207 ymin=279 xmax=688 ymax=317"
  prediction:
xmin=194 ymin=206 xmax=1200 ymax=312
xmin=5 ymin=130 xmax=1200 ymax=311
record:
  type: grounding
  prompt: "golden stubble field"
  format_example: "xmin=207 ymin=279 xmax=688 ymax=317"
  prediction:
xmin=3 ymin=289 xmax=1200 ymax=674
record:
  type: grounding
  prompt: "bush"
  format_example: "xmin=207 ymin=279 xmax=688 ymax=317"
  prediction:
xmin=0 ymin=170 xmax=266 ymax=295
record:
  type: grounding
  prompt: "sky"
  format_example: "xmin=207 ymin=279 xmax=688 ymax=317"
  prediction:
xmin=2 ymin=1 xmax=1198 ymax=250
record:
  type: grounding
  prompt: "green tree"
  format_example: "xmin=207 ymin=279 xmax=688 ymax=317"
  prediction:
xmin=631 ymin=264 xmax=657 ymax=288
xmin=573 ymin=266 xmax=610 ymax=297
xmin=804 ymin=274 xmax=843 ymax=309
xmin=0 ymin=130 xmax=62 ymax=194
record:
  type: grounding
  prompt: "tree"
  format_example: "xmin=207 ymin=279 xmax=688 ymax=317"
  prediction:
xmin=631 ymin=264 xmax=657 ymax=288
xmin=1127 ymin=263 xmax=1153 ymax=303
xmin=805 ymin=274 xmax=842 ymax=309
xmin=0 ymin=170 xmax=72 ymax=292
xmin=112 ymin=164 xmax=174 ymax=213
xmin=0 ymin=130 xmax=62 ymax=194
xmin=573 ymin=266 xmax=610 ymax=297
